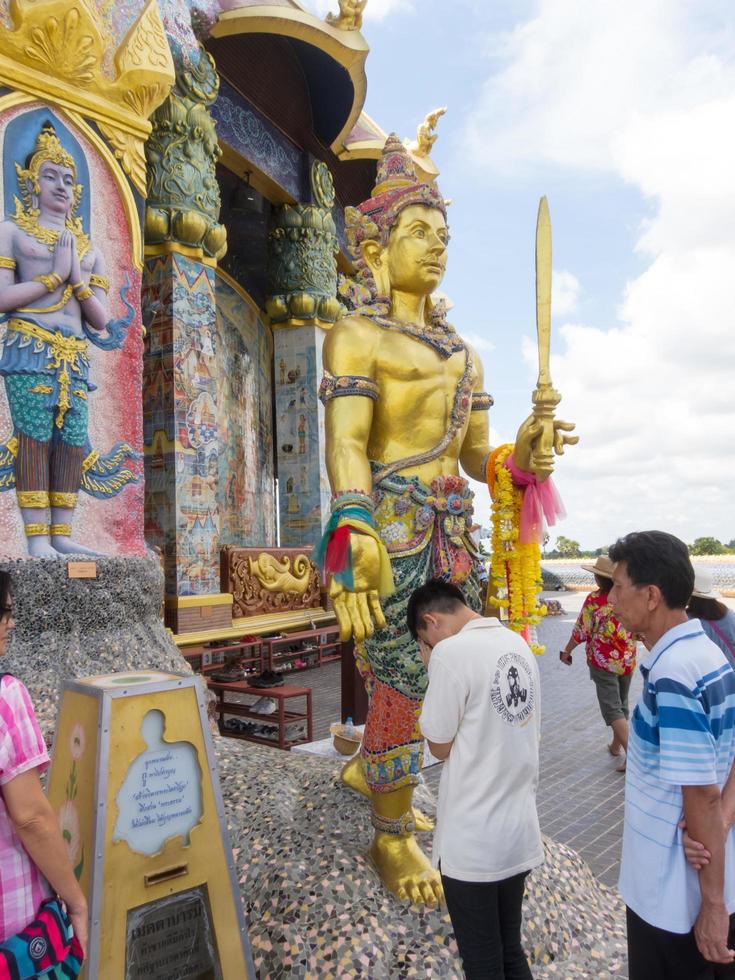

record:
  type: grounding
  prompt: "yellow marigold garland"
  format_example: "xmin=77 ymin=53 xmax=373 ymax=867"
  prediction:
xmin=486 ymin=444 xmax=546 ymax=654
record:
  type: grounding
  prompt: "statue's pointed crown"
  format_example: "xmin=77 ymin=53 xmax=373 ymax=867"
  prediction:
xmin=371 ymin=133 xmax=420 ymax=195
xmin=23 ymin=123 xmax=77 ymax=181
xmin=14 ymin=122 xmax=82 ymax=217
xmin=352 ymin=133 xmax=446 ymax=238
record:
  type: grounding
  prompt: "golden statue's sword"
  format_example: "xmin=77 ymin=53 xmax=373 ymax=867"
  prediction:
xmin=531 ymin=196 xmax=561 ymax=480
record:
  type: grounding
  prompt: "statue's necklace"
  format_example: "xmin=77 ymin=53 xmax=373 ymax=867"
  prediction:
xmin=370 ymin=312 xmax=466 ymax=359
xmin=13 ymin=208 xmax=92 ymax=260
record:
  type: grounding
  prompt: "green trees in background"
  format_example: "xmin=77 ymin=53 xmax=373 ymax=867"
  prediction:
xmin=541 ymin=535 xmax=735 ymax=559
xmin=689 ymin=537 xmax=727 ymax=556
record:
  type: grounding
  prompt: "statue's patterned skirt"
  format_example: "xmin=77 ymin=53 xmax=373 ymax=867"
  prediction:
xmin=360 ymin=469 xmax=484 ymax=793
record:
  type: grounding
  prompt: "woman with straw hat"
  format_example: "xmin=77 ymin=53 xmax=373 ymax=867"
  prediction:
xmin=687 ymin=569 xmax=735 ymax=668
xmin=560 ymin=556 xmax=638 ymax=772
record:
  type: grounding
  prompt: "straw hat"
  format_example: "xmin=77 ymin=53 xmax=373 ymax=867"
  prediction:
xmin=691 ymin=568 xmax=722 ymax=601
xmin=580 ymin=555 xmax=615 ymax=580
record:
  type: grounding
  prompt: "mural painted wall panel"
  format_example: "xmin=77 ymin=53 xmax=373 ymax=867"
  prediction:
xmin=143 ymin=252 xmax=220 ymax=595
xmin=214 ymin=272 xmax=275 ymax=548
xmin=0 ymin=102 xmax=145 ymax=558
xmin=274 ymin=326 xmax=329 ymax=548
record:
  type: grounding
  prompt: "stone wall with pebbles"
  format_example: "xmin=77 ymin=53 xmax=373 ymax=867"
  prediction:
xmin=2 ymin=557 xmax=628 ymax=978
xmin=0 ymin=556 xmax=189 ymax=730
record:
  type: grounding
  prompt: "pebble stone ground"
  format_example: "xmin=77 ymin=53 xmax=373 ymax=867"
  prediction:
xmin=304 ymin=591 xmax=638 ymax=887
xmin=213 ymin=591 xmax=633 ymax=979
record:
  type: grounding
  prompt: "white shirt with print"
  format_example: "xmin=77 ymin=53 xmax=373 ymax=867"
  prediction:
xmin=419 ymin=617 xmax=544 ymax=882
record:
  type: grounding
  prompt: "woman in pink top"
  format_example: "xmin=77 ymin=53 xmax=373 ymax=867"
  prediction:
xmin=0 ymin=570 xmax=87 ymax=952
xmin=559 ymin=555 xmax=638 ymax=772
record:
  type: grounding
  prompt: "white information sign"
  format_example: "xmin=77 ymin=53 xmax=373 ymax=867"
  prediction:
xmin=113 ymin=709 xmax=203 ymax=856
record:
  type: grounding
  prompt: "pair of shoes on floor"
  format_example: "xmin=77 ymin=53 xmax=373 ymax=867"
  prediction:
xmin=210 ymin=665 xmax=246 ymax=683
xmin=249 ymin=697 xmax=276 ymax=715
xmin=223 ymin=718 xmax=275 ymax=737
xmin=250 ymin=670 xmax=284 ymax=688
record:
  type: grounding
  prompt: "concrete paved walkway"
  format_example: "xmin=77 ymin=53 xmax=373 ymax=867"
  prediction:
xmin=534 ymin=592 xmax=641 ymax=886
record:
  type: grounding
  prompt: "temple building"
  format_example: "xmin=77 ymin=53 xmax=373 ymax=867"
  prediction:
xmin=137 ymin=0 xmax=441 ymax=634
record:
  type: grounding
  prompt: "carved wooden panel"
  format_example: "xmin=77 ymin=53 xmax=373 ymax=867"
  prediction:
xmin=221 ymin=545 xmax=322 ymax=619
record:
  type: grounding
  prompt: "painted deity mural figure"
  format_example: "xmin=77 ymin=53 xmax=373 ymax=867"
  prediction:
xmin=319 ymin=136 xmax=575 ymax=902
xmin=0 ymin=122 xmax=136 ymax=557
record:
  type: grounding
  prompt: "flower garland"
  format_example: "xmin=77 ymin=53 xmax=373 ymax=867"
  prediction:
xmin=486 ymin=444 xmax=546 ymax=654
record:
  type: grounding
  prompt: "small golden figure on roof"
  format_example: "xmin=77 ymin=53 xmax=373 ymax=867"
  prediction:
xmin=326 ymin=0 xmax=368 ymax=31
xmin=411 ymin=107 xmax=447 ymax=157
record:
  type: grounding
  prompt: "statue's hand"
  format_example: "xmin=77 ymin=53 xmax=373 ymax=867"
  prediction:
xmin=52 ymin=229 xmax=74 ymax=283
xmin=513 ymin=413 xmax=578 ymax=481
xmin=69 ymin=234 xmax=82 ymax=286
xmin=329 ymin=532 xmax=386 ymax=642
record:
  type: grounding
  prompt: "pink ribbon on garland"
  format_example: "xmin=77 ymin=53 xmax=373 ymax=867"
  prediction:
xmin=506 ymin=453 xmax=566 ymax=544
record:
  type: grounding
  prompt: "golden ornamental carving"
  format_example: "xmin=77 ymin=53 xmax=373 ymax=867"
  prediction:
xmin=326 ymin=0 xmax=368 ymax=31
xmin=97 ymin=122 xmax=146 ymax=196
xmin=114 ymin=0 xmax=171 ymax=75
xmin=22 ymin=6 xmax=99 ymax=84
xmin=221 ymin=546 xmax=321 ymax=619
xmin=0 ymin=0 xmax=175 ymax=193
xmin=248 ymin=553 xmax=312 ymax=596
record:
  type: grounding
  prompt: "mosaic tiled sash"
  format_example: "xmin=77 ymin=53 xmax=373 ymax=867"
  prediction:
xmin=361 ymin=470 xmax=483 ymax=793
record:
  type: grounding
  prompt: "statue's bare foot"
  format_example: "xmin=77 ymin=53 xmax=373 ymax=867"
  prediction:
xmin=51 ymin=537 xmax=101 ymax=556
xmin=27 ymin=537 xmax=60 ymax=559
xmin=369 ymin=831 xmax=443 ymax=905
xmin=340 ymin=757 xmax=434 ymax=830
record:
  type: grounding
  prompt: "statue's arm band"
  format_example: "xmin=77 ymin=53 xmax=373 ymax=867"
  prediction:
xmin=471 ymin=391 xmax=494 ymax=411
xmin=89 ymin=274 xmax=109 ymax=291
xmin=318 ymin=374 xmax=379 ymax=403
xmin=0 ymin=256 xmax=16 ymax=270
xmin=332 ymin=490 xmax=374 ymax=514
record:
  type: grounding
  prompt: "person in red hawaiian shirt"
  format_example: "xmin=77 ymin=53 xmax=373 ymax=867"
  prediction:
xmin=560 ymin=555 xmax=638 ymax=772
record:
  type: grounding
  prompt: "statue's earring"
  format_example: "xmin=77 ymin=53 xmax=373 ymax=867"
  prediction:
xmin=27 ymin=181 xmax=39 ymax=216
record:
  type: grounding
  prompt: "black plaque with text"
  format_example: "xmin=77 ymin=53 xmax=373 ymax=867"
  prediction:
xmin=125 ymin=886 xmax=222 ymax=980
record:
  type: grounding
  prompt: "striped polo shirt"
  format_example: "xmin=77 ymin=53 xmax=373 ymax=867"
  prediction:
xmin=619 ymin=618 xmax=735 ymax=933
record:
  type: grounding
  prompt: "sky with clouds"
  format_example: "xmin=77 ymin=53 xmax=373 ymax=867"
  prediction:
xmin=306 ymin=0 xmax=735 ymax=550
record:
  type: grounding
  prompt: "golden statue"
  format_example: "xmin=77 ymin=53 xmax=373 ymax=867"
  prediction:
xmin=410 ymin=107 xmax=447 ymax=158
xmin=318 ymin=135 xmax=576 ymax=903
xmin=326 ymin=0 xmax=368 ymax=31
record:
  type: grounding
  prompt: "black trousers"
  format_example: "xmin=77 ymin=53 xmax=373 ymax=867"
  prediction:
xmin=627 ymin=906 xmax=735 ymax=980
xmin=441 ymin=869 xmax=532 ymax=980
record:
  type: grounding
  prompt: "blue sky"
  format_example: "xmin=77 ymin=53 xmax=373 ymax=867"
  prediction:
xmin=307 ymin=0 xmax=735 ymax=550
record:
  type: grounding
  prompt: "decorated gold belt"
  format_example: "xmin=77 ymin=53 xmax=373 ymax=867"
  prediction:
xmin=7 ymin=318 xmax=89 ymax=429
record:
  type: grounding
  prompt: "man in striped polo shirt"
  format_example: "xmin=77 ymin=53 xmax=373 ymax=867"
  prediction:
xmin=608 ymin=531 xmax=735 ymax=979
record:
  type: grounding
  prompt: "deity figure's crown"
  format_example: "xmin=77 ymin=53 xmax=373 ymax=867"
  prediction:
xmin=372 ymin=133 xmax=422 ymax=194
xmin=15 ymin=122 xmax=81 ymax=215
xmin=19 ymin=123 xmax=77 ymax=184
xmin=352 ymin=134 xmax=446 ymax=241
xmin=342 ymin=134 xmax=448 ymax=313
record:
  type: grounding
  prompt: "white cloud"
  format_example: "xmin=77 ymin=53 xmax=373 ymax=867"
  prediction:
xmin=463 ymin=331 xmax=496 ymax=353
xmin=552 ymin=269 xmax=579 ymax=317
xmin=461 ymin=0 xmax=735 ymax=548
xmin=302 ymin=0 xmax=412 ymax=21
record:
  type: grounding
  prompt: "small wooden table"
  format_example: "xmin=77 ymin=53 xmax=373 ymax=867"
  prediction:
xmin=207 ymin=680 xmax=313 ymax=750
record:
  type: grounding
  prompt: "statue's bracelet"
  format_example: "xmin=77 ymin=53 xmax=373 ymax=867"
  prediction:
xmin=331 ymin=490 xmax=374 ymax=514
xmin=74 ymin=285 xmax=93 ymax=301
xmin=33 ymin=272 xmax=62 ymax=293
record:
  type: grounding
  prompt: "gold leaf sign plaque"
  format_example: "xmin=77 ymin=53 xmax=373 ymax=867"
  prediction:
xmin=67 ymin=561 xmax=97 ymax=579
